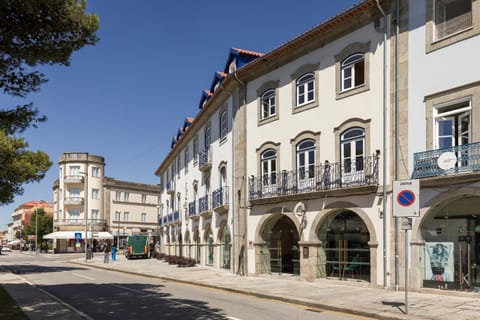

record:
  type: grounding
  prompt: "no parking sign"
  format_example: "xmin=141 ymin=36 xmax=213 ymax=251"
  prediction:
xmin=393 ymin=179 xmax=419 ymax=217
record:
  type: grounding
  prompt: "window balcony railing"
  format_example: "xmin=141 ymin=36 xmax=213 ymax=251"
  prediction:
xmin=212 ymin=186 xmax=229 ymax=214
xmin=412 ymin=142 xmax=480 ymax=179
xmin=199 ymin=147 xmax=212 ymax=171
xmin=162 ymin=210 xmax=181 ymax=226
xmin=249 ymin=154 xmax=379 ymax=201
xmin=198 ymin=194 xmax=210 ymax=215
xmin=188 ymin=201 xmax=198 ymax=218
xmin=64 ymin=175 xmax=84 ymax=184
xmin=64 ymin=197 xmax=84 ymax=206
xmin=54 ymin=218 xmax=106 ymax=227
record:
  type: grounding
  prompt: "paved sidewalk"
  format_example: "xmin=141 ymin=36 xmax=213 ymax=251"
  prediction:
xmin=69 ymin=254 xmax=480 ymax=320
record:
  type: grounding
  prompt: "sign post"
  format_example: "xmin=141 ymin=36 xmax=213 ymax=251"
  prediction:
xmin=393 ymin=179 xmax=419 ymax=315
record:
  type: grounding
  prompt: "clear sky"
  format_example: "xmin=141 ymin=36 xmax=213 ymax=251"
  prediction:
xmin=1 ymin=0 xmax=360 ymax=230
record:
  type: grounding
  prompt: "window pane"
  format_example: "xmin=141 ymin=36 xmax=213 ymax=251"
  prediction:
xmin=354 ymin=60 xmax=365 ymax=86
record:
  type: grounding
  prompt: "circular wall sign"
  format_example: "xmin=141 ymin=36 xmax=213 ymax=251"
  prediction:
xmin=437 ymin=151 xmax=457 ymax=170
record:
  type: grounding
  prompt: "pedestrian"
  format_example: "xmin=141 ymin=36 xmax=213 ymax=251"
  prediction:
xmin=103 ymin=243 xmax=109 ymax=263
xmin=155 ymin=241 xmax=160 ymax=257
xmin=149 ymin=241 xmax=155 ymax=259
xmin=111 ymin=244 xmax=116 ymax=261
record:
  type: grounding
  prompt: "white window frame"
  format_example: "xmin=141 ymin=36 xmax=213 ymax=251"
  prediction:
xmin=220 ymin=109 xmax=228 ymax=140
xmin=124 ymin=192 xmax=129 ymax=202
xmin=341 ymin=53 xmax=365 ymax=92
xmin=123 ymin=211 xmax=130 ymax=221
xmin=434 ymin=99 xmax=471 ymax=149
xmin=296 ymin=73 xmax=315 ymax=107
xmin=261 ymin=89 xmax=276 ymax=119
xmin=91 ymin=188 xmax=99 ymax=199
xmin=92 ymin=167 xmax=100 ymax=177
xmin=141 ymin=212 xmax=147 ymax=223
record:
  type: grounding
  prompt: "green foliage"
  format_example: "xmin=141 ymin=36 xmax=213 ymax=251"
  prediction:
xmin=0 ymin=0 xmax=99 ymax=205
xmin=24 ymin=208 xmax=53 ymax=243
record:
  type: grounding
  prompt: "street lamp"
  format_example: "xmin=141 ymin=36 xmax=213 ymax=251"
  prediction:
xmin=79 ymin=170 xmax=88 ymax=263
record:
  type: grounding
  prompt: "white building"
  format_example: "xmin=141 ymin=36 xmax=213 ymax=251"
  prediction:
xmin=51 ymin=152 xmax=160 ymax=253
xmin=404 ymin=0 xmax=480 ymax=292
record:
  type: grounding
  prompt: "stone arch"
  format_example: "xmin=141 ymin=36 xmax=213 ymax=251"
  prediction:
xmin=254 ymin=211 xmax=301 ymax=243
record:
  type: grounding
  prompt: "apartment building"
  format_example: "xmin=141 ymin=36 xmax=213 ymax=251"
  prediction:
xmin=50 ymin=152 xmax=160 ymax=253
xmin=404 ymin=0 xmax=480 ymax=292
xmin=10 ymin=200 xmax=53 ymax=241
xmin=154 ymin=0 xmax=480 ymax=294
xmin=155 ymin=48 xmax=262 ymax=271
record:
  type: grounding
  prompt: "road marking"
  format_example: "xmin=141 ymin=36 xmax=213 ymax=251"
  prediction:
xmin=14 ymin=273 xmax=94 ymax=320
xmin=72 ymin=273 xmax=95 ymax=281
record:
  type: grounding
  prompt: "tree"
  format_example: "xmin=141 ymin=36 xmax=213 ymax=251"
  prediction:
xmin=24 ymin=208 xmax=52 ymax=245
xmin=0 ymin=0 xmax=99 ymax=205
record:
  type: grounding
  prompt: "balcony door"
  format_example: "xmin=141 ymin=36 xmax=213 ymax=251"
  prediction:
xmin=436 ymin=101 xmax=471 ymax=167
xmin=261 ymin=149 xmax=277 ymax=195
xmin=340 ymin=128 xmax=365 ymax=185
xmin=296 ymin=139 xmax=315 ymax=191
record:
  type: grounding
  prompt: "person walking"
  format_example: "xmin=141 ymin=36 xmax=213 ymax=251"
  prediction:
xmin=111 ymin=244 xmax=117 ymax=261
xmin=149 ymin=241 xmax=155 ymax=259
xmin=103 ymin=243 xmax=110 ymax=263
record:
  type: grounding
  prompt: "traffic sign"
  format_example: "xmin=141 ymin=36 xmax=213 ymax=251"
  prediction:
xmin=75 ymin=232 xmax=82 ymax=241
xmin=393 ymin=179 xmax=420 ymax=217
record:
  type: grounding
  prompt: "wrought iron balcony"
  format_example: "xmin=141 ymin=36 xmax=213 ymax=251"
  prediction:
xmin=162 ymin=210 xmax=180 ymax=225
xmin=188 ymin=201 xmax=198 ymax=218
xmin=212 ymin=186 xmax=229 ymax=214
xmin=249 ymin=154 xmax=379 ymax=201
xmin=199 ymin=147 xmax=212 ymax=171
xmin=198 ymin=194 xmax=211 ymax=216
xmin=412 ymin=142 xmax=480 ymax=179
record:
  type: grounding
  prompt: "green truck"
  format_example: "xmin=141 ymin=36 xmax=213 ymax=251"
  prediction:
xmin=125 ymin=235 xmax=149 ymax=259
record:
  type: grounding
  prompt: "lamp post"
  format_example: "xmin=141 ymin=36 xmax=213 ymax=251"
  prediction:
xmin=156 ymin=205 xmax=160 ymax=242
xmin=79 ymin=170 xmax=88 ymax=262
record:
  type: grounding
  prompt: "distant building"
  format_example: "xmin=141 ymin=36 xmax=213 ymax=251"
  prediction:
xmin=50 ymin=152 xmax=160 ymax=253
xmin=10 ymin=200 xmax=53 ymax=239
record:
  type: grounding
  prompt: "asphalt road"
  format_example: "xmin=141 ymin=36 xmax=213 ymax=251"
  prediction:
xmin=1 ymin=252 xmax=370 ymax=320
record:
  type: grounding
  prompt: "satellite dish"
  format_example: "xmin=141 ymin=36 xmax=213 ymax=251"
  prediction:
xmin=437 ymin=151 xmax=457 ymax=170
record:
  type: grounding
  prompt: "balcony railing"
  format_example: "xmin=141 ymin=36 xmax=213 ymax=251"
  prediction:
xmin=199 ymin=147 xmax=212 ymax=171
xmin=162 ymin=211 xmax=180 ymax=226
xmin=212 ymin=186 xmax=229 ymax=213
xmin=64 ymin=175 xmax=84 ymax=184
xmin=249 ymin=154 xmax=379 ymax=201
xmin=412 ymin=142 xmax=480 ymax=179
xmin=64 ymin=197 xmax=84 ymax=206
xmin=199 ymin=194 xmax=210 ymax=215
xmin=188 ymin=201 xmax=198 ymax=217
xmin=54 ymin=218 xmax=106 ymax=227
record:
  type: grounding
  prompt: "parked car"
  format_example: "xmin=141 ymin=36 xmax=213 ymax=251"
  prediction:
xmin=1 ymin=246 xmax=12 ymax=253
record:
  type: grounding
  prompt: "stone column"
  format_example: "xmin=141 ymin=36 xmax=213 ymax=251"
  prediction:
xmin=298 ymin=240 xmax=323 ymax=280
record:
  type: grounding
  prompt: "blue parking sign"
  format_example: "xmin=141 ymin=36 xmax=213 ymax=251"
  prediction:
xmin=75 ymin=232 xmax=82 ymax=241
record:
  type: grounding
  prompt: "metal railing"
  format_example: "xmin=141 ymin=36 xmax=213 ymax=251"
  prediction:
xmin=212 ymin=186 xmax=229 ymax=209
xmin=188 ymin=201 xmax=197 ymax=217
xmin=199 ymin=147 xmax=212 ymax=170
xmin=199 ymin=194 xmax=210 ymax=213
xmin=249 ymin=154 xmax=379 ymax=200
xmin=412 ymin=142 xmax=480 ymax=179
xmin=162 ymin=211 xmax=180 ymax=226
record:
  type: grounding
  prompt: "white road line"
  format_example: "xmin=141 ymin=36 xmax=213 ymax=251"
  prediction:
xmin=72 ymin=273 xmax=96 ymax=281
xmin=15 ymin=273 xmax=94 ymax=320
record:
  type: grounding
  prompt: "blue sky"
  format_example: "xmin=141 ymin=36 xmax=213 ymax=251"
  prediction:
xmin=1 ymin=0 xmax=360 ymax=229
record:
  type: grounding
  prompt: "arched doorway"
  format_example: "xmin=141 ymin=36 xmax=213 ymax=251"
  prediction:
xmin=193 ymin=228 xmax=201 ymax=263
xmin=220 ymin=226 xmax=231 ymax=269
xmin=261 ymin=215 xmax=300 ymax=274
xmin=178 ymin=232 xmax=183 ymax=257
xmin=318 ymin=210 xmax=370 ymax=281
xmin=420 ymin=196 xmax=480 ymax=291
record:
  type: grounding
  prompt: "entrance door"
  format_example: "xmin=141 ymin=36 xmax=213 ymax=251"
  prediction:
xmin=263 ymin=215 xmax=300 ymax=275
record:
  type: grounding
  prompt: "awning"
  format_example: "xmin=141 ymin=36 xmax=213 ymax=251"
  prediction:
xmin=43 ymin=231 xmax=113 ymax=240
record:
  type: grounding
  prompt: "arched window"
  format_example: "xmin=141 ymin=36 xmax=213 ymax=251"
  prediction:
xmin=261 ymin=149 xmax=277 ymax=186
xmin=219 ymin=109 xmax=228 ymax=140
xmin=340 ymin=128 xmax=365 ymax=174
xmin=341 ymin=53 xmax=365 ymax=92
xmin=296 ymin=73 xmax=315 ymax=106
xmin=296 ymin=139 xmax=316 ymax=190
xmin=261 ymin=89 xmax=276 ymax=119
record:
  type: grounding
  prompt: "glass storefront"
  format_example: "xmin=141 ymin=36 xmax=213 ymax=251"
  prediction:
xmin=421 ymin=197 xmax=480 ymax=291
xmin=317 ymin=211 xmax=370 ymax=281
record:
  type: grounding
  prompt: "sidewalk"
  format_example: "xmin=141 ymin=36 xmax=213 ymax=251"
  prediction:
xmin=69 ymin=254 xmax=480 ymax=320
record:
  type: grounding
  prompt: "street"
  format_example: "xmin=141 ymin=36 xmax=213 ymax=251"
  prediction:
xmin=0 ymin=252 xmax=370 ymax=320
